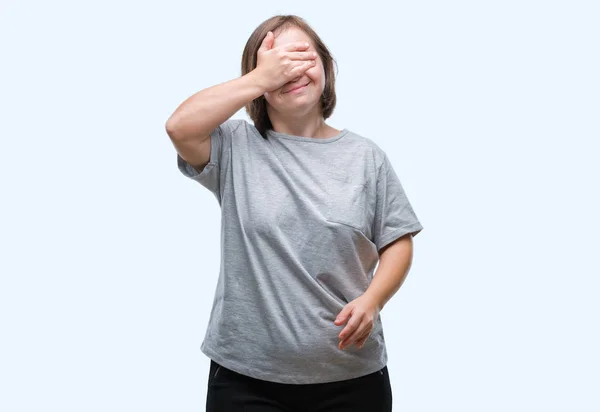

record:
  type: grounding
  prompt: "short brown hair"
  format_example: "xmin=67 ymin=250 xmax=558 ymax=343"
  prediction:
xmin=241 ymin=15 xmax=338 ymax=138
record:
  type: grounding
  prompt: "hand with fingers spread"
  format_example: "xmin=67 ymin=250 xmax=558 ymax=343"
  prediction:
xmin=253 ymin=31 xmax=318 ymax=92
xmin=334 ymin=294 xmax=381 ymax=350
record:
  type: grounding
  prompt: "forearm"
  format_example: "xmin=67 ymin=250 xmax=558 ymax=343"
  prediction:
xmin=363 ymin=235 xmax=414 ymax=311
xmin=166 ymin=70 xmax=266 ymax=140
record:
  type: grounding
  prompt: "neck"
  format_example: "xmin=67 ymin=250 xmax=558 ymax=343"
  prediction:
xmin=268 ymin=104 xmax=330 ymax=138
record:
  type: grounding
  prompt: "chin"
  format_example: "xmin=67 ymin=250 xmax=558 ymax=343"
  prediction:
xmin=279 ymin=99 xmax=320 ymax=113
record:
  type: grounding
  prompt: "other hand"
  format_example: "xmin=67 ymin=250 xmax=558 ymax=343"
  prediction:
xmin=334 ymin=294 xmax=381 ymax=350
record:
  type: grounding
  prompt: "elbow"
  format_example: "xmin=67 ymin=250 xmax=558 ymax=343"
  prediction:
xmin=165 ymin=117 xmax=182 ymax=140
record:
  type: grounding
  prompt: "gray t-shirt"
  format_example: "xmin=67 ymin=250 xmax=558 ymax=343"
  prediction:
xmin=177 ymin=118 xmax=423 ymax=384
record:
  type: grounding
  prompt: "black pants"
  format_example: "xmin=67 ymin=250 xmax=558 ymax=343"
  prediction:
xmin=206 ymin=360 xmax=392 ymax=412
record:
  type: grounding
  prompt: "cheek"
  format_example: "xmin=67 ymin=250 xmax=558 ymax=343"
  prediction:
xmin=307 ymin=66 xmax=325 ymax=86
xmin=264 ymin=90 xmax=286 ymax=105
xmin=263 ymin=92 xmax=275 ymax=105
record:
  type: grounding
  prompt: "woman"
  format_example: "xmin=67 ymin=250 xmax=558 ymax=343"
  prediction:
xmin=166 ymin=14 xmax=423 ymax=412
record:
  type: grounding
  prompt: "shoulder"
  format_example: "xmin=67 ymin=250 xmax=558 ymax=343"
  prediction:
xmin=224 ymin=118 xmax=268 ymax=139
xmin=343 ymin=129 xmax=388 ymax=171
xmin=222 ymin=118 xmax=250 ymax=134
xmin=216 ymin=119 xmax=263 ymax=144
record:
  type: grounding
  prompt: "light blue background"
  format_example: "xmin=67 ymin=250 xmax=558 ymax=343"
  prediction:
xmin=1 ymin=0 xmax=598 ymax=411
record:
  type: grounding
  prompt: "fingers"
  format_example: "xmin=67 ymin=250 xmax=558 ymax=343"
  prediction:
xmin=259 ymin=31 xmax=274 ymax=51
xmin=291 ymin=59 xmax=315 ymax=75
xmin=341 ymin=325 xmax=373 ymax=350
xmin=283 ymin=41 xmax=311 ymax=52
xmin=288 ymin=51 xmax=317 ymax=61
xmin=334 ymin=306 xmax=352 ymax=326
xmin=338 ymin=309 xmax=374 ymax=350
xmin=338 ymin=312 xmax=362 ymax=342
xmin=355 ymin=330 xmax=371 ymax=348
xmin=339 ymin=323 xmax=367 ymax=350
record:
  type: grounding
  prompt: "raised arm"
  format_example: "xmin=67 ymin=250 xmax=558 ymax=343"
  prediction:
xmin=166 ymin=73 xmax=265 ymax=172
xmin=166 ymin=32 xmax=316 ymax=172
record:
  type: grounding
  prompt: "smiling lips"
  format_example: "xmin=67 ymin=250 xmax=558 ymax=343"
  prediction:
xmin=284 ymin=82 xmax=309 ymax=93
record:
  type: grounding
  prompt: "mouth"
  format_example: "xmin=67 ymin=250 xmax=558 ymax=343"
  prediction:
xmin=284 ymin=82 xmax=310 ymax=94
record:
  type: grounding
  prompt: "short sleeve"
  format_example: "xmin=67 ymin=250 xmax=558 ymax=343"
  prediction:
xmin=176 ymin=119 xmax=243 ymax=204
xmin=371 ymin=153 xmax=423 ymax=252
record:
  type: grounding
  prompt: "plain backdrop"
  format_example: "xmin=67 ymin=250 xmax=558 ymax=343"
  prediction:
xmin=1 ymin=0 xmax=599 ymax=411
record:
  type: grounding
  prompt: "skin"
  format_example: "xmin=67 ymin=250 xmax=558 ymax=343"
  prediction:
xmin=262 ymin=26 xmax=341 ymax=139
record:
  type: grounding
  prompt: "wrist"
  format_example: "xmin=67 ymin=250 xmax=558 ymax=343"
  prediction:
xmin=244 ymin=69 xmax=269 ymax=96
xmin=363 ymin=289 xmax=385 ymax=312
